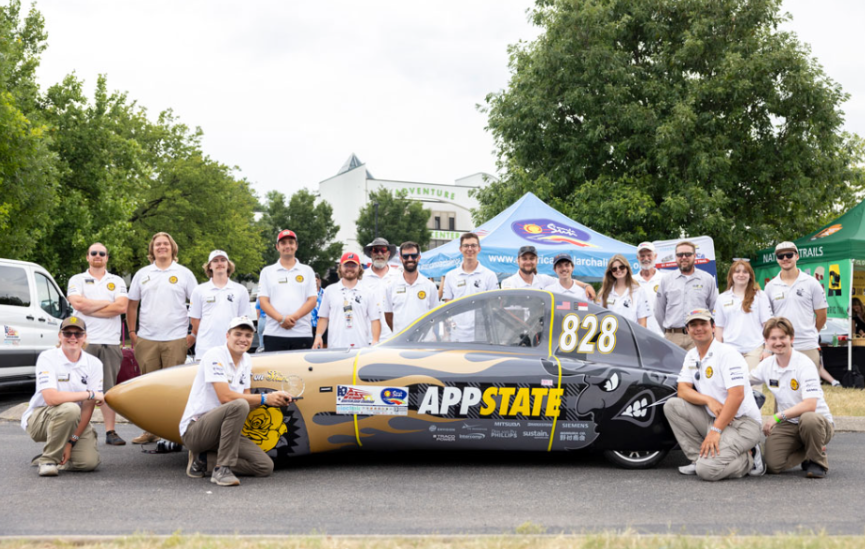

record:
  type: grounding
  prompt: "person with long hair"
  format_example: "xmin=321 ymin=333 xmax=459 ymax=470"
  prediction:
xmin=597 ymin=254 xmax=650 ymax=327
xmin=714 ymin=259 xmax=773 ymax=371
xmin=852 ymin=297 xmax=865 ymax=336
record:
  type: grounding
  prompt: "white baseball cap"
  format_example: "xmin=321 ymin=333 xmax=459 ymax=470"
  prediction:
xmin=774 ymin=241 xmax=798 ymax=254
xmin=208 ymin=249 xmax=229 ymax=262
xmin=637 ymin=242 xmax=655 ymax=253
xmin=228 ymin=316 xmax=256 ymax=332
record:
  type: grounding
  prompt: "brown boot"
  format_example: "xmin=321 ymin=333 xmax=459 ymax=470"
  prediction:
xmin=131 ymin=431 xmax=159 ymax=444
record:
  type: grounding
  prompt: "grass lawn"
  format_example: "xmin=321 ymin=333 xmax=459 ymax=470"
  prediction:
xmin=760 ymin=384 xmax=865 ymax=417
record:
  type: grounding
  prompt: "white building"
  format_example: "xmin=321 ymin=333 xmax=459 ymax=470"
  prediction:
xmin=318 ymin=154 xmax=493 ymax=254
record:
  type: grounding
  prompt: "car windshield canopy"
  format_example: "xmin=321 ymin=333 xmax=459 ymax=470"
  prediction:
xmin=394 ymin=291 xmax=549 ymax=349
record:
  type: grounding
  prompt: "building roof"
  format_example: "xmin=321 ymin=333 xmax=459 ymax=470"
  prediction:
xmin=337 ymin=153 xmax=374 ymax=179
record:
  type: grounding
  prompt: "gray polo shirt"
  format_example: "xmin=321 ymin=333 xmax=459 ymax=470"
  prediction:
xmin=654 ymin=268 xmax=718 ymax=329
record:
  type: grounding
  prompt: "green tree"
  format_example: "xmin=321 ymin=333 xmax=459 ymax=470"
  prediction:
xmin=356 ymin=187 xmax=432 ymax=250
xmin=477 ymin=0 xmax=865 ymax=263
xmin=258 ymin=189 xmax=342 ymax=276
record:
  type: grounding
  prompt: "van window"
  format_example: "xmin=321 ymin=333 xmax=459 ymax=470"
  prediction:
xmin=35 ymin=272 xmax=63 ymax=318
xmin=0 ymin=266 xmax=31 ymax=307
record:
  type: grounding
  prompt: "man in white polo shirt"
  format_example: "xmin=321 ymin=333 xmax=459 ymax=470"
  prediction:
xmin=442 ymin=233 xmax=499 ymax=342
xmin=314 ymin=252 xmax=381 ymax=349
xmin=180 ymin=316 xmax=293 ymax=486
xmin=544 ymin=253 xmax=590 ymax=300
xmin=750 ymin=317 xmax=835 ymax=478
xmin=362 ymin=237 xmax=401 ymax=342
xmin=258 ymin=229 xmax=318 ymax=352
xmin=635 ymin=242 xmax=666 ymax=336
xmin=501 ymin=246 xmax=556 ymax=289
xmin=127 ymin=231 xmax=197 ymax=444
xmin=67 ymin=242 xmax=128 ymax=446
xmin=189 ymin=250 xmax=251 ymax=360
xmin=764 ymin=241 xmax=839 ymax=386
xmin=663 ymin=309 xmax=763 ymax=481
xmin=384 ymin=241 xmax=439 ymax=335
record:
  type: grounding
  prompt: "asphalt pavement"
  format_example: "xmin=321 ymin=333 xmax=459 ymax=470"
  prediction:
xmin=1 ymin=389 xmax=864 ymax=536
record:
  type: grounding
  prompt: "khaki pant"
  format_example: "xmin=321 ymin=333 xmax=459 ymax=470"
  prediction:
xmin=86 ymin=344 xmax=122 ymax=391
xmin=765 ymin=412 xmax=834 ymax=472
xmin=799 ymin=348 xmax=821 ymax=369
xmin=663 ymin=397 xmax=760 ymax=481
xmin=135 ymin=337 xmax=188 ymax=375
xmin=742 ymin=345 xmax=765 ymax=372
xmin=26 ymin=403 xmax=100 ymax=470
xmin=181 ymin=399 xmax=273 ymax=477
xmin=665 ymin=330 xmax=694 ymax=351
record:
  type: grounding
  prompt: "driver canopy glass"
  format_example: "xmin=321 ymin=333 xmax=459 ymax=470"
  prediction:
xmin=399 ymin=293 xmax=548 ymax=348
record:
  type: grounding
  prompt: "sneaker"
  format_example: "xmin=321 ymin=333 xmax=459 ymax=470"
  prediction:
xmin=831 ymin=380 xmax=841 ymax=387
xmin=211 ymin=466 xmax=240 ymax=486
xmin=801 ymin=459 xmax=811 ymax=471
xmin=186 ymin=451 xmax=207 ymax=479
xmin=132 ymin=431 xmax=159 ymax=444
xmin=38 ymin=463 xmax=59 ymax=477
xmin=106 ymin=430 xmax=126 ymax=446
xmin=678 ymin=462 xmax=697 ymax=475
xmin=806 ymin=463 xmax=828 ymax=479
xmin=749 ymin=445 xmax=766 ymax=476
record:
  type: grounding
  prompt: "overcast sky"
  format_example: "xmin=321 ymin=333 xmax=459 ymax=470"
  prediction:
xmin=27 ymin=0 xmax=865 ymax=201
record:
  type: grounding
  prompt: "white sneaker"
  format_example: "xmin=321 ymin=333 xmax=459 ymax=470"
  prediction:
xmin=749 ymin=445 xmax=766 ymax=476
xmin=38 ymin=463 xmax=59 ymax=477
xmin=831 ymin=380 xmax=841 ymax=387
xmin=678 ymin=462 xmax=697 ymax=475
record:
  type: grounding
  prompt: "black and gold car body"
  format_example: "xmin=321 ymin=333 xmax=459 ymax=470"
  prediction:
xmin=106 ymin=289 xmax=688 ymax=469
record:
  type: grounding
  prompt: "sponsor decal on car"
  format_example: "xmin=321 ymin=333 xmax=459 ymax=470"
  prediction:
xmin=417 ymin=386 xmax=563 ymax=418
xmin=336 ymin=385 xmax=409 ymax=416
xmin=490 ymin=429 xmax=518 ymax=439
xmin=459 ymin=433 xmax=485 ymax=440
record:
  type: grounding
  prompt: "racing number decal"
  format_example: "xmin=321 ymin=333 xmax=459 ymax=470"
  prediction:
xmin=558 ymin=314 xmax=618 ymax=354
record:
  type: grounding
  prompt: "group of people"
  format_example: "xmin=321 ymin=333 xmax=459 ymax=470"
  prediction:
xmin=21 ymin=231 xmax=838 ymax=483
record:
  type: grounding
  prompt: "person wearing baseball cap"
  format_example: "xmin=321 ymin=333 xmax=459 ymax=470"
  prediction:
xmin=543 ymin=253 xmax=589 ymax=300
xmin=21 ymin=316 xmax=104 ymax=477
xmin=180 ymin=316 xmax=294 ymax=487
xmin=189 ymin=250 xmax=251 ymax=360
xmin=764 ymin=241 xmax=839 ymax=386
xmin=313 ymin=252 xmax=381 ymax=349
xmin=361 ymin=237 xmax=400 ymax=342
xmin=257 ymin=229 xmax=318 ymax=352
xmin=635 ymin=242 xmax=666 ymax=336
xmin=663 ymin=308 xmax=764 ymax=481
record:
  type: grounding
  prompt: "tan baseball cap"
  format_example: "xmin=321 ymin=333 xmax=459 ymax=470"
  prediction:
xmin=685 ymin=309 xmax=713 ymax=324
xmin=60 ymin=316 xmax=87 ymax=331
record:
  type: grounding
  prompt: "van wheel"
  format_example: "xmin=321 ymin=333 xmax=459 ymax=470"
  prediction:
xmin=603 ymin=449 xmax=668 ymax=469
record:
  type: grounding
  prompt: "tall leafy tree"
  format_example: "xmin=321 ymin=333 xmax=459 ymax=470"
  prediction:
xmin=356 ymin=187 xmax=432 ymax=250
xmin=258 ymin=189 xmax=342 ymax=276
xmin=477 ymin=0 xmax=865 ymax=263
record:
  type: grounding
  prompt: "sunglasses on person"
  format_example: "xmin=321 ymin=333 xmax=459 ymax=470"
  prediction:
xmin=610 ymin=265 xmax=628 ymax=273
xmin=89 ymin=251 xmax=107 ymax=257
xmin=776 ymin=252 xmax=796 ymax=260
xmin=676 ymin=252 xmax=694 ymax=258
xmin=371 ymin=247 xmax=389 ymax=254
xmin=401 ymin=253 xmax=419 ymax=260
xmin=60 ymin=330 xmax=86 ymax=339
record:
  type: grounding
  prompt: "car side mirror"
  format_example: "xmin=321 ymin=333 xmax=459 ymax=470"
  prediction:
xmin=60 ymin=296 xmax=72 ymax=319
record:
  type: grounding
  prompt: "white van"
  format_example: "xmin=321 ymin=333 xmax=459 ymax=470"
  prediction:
xmin=0 ymin=259 xmax=71 ymax=383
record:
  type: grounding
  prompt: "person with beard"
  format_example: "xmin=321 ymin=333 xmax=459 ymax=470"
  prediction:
xmin=180 ymin=316 xmax=293 ymax=486
xmin=655 ymin=241 xmax=718 ymax=350
xmin=635 ymin=242 xmax=666 ymax=336
xmin=384 ymin=241 xmax=439 ymax=334
xmin=189 ymin=250 xmax=251 ymax=360
xmin=597 ymin=254 xmax=650 ymax=327
xmin=544 ymin=253 xmax=589 ymax=300
xmin=313 ymin=253 xmax=381 ymax=349
xmin=362 ymin=237 xmax=401 ymax=342
xmin=501 ymin=246 xmax=555 ymax=289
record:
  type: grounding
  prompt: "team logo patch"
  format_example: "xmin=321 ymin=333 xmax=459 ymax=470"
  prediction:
xmin=705 ymin=366 xmax=714 ymax=379
xmin=107 ymin=282 xmax=116 ymax=291
xmin=654 ymin=284 xmax=659 ymax=293
xmin=295 ymin=275 xmax=304 ymax=283
xmin=69 ymin=316 xmax=79 ymax=325
xmin=418 ymin=291 xmax=427 ymax=299
xmin=169 ymin=276 xmax=178 ymax=284
xmin=791 ymin=378 xmax=799 ymax=391
xmin=511 ymin=218 xmax=597 ymax=248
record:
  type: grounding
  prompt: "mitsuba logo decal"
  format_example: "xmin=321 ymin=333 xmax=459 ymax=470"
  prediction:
xmin=417 ymin=386 xmax=563 ymax=418
xmin=511 ymin=218 xmax=596 ymax=248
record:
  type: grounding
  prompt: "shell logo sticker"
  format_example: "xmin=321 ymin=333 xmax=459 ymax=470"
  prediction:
xmin=791 ymin=378 xmax=799 ymax=391
xmin=295 ymin=275 xmax=304 ymax=283
xmin=705 ymin=366 xmax=714 ymax=379
xmin=107 ymin=282 xmax=116 ymax=291
xmin=69 ymin=316 xmax=79 ymax=324
xmin=418 ymin=291 xmax=427 ymax=299
xmin=169 ymin=276 xmax=178 ymax=284
xmin=654 ymin=284 xmax=659 ymax=293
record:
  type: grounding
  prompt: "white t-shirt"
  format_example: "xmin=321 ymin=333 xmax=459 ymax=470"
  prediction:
xmin=765 ymin=270 xmax=828 ymax=351
xmin=258 ymin=260 xmax=318 ymax=338
xmin=442 ymin=263 xmax=499 ymax=342
xmin=544 ymin=280 xmax=589 ymax=301
xmin=128 ymin=262 xmax=197 ymax=341
xmin=750 ymin=350 xmax=833 ymax=424
xmin=67 ymin=270 xmax=128 ymax=345
xmin=501 ymin=272 xmax=556 ymax=289
xmin=21 ymin=348 xmax=104 ymax=430
xmin=637 ymin=269 xmax=665 ymax=336
xmin=189 ymin=280 xmax=251 ymax=359
xmin=600 ymin=285 xmax=651 ymax=324
xmin=384 ymin=274 xmax=440 ymax=334
xmin=318 ymin=281 xmax=380 ymax=349
xmin=179 ymin=345 xmax=251 ymax=436
xmin=714 ymin=289 xmax=773 ymax=354
xmin=676 ymin=339 xmax=762 ymax=422
xmin=361 ymin=267 xmax=401 ymax=342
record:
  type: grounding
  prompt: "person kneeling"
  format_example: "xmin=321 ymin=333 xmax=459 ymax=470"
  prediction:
xmin=178 ymin=316 xmax=292 ymax=486
xmin=750 ymin=317 xmax=834 ymax=478
xmin=663 ymin=309 xmax=763 ymax=481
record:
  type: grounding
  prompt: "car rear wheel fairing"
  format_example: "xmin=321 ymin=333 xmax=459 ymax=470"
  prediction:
xmin=603 ymin=449 xmax=668 ymax=469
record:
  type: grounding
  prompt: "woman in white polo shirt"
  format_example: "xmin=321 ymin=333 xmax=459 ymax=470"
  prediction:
xmin=714 ymin=259 xmax=773 ymax=371
xmin=596 ymin=254 xmax=650 ymax=327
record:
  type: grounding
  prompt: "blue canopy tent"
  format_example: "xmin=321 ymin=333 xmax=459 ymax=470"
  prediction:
xmin=419 ymin=192 xmax=638 ymax=281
